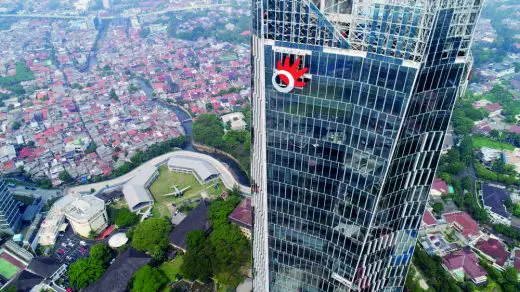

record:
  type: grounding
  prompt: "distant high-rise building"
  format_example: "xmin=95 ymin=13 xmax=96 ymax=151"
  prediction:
xmin=0 ymin=177 xmax=22 ymax=234
xmin=251 ymin=0 xmax=484 ymax=291
xmin=102 ymin=0 xmax=111 ymax=9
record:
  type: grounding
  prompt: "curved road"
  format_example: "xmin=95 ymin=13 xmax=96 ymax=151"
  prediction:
xmin=66 ymin=150 xmax=250 ymax=196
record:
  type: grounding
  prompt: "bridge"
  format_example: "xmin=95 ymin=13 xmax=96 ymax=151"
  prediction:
xmin=0 ymin=4 xmax=228 ymax=21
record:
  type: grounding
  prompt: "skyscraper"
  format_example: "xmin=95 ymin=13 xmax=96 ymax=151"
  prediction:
xmin=251 ymin=0 xmax=483 ymax=291
xmin=0 ymin=177 xmax=21 ymax=234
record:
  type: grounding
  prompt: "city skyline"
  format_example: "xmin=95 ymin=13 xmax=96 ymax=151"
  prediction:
xmin=251 ymin=0 xmax=484 ymax=291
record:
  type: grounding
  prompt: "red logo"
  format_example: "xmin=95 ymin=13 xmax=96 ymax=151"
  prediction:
xmin=272 ymin=56 xmax=308 ymax=93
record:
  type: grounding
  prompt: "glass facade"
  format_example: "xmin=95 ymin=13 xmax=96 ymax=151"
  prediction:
xmin=0 ymin=177 xmax=22 ymax=234
xmin=251 ymin=0 xmax=483 ymax=291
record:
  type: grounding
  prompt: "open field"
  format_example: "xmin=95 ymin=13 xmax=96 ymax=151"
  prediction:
xmin=149 ymin=165 xmax=225 ymax=217
xmin=0 ymin=258 xmax=20 ymax=279
xmin=472 ymin=136 xmax=514 ymax=151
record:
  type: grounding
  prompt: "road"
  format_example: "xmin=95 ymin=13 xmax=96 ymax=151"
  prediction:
xmin=66 ymin=150 xmax=250 ymax=196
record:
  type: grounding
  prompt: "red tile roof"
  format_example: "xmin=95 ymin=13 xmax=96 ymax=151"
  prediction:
xmin=431 ymin=178 xmax=449 ymax=194
xmin=475 ymin=238 xmax=509 ymax=267
xmin=228 ymin=197 xmax=252 ymax=230
xmin=422 ymin=210 xmax=438 ymax=226
xmin=444 ymin=211 xmax=480 ymax=238
xmin=484 ymin=103 xmax=502 ymax=112
xmin=442 ymin=247 xmax=487 ymax=280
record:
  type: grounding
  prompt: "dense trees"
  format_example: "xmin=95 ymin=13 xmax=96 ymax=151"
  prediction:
xmin=181 ymin=194 xmax=251 ymax=287
xmin=131 ymin=218 xmax=172 ymax=253
xmin=114 ymin=208 xmax=138 ymax=227
xmin=68 ymin=258 xmax=105 ymax=289
xmin=412 ymin=246 xmax=462 ymax=291
xmin=131 ymin=265 xmax=168 ymax=292
xmin=59 ymin=171 xmax=73 ymax=183
xmin=193 ymin=112 xmax=251 ymax=176
xmin=89 ymin=243 xmax=114 ymax=267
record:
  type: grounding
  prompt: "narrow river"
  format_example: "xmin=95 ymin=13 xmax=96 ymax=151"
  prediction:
xmin=82 ymin=22 xmax=250 ymax=186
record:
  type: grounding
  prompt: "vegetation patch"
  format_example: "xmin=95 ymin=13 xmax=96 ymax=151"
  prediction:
xmin=472 ymin=136 xmax=514 ymax=151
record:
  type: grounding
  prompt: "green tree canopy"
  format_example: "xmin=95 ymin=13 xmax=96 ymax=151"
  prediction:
xmin=89 ymin=243 xmax=114 ymax=267
xmin=193 ymin=114 xmax=224 ymax=147
xmin=68 ymin=258 xmax=105 ymax=289
xmin=131 ymin=218 xmax=172 ymax=253
xmin=115 ymin=208 xmax=138 ymax=227
xmin=132 ymin=265 xmax=168 ymax=292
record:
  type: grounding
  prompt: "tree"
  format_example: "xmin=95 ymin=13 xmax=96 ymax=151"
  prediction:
xmin=181 ymin=231 xmax=215 ymax=281
xmin=68 ymin=258 xmax=105 ymax=289
xmin=503 ymin=267 xmax=518 ymax=291
xmin=132 ymin=265 xmax=168 ymax=292
xmin=59 ymin=171 xmax=73 ymax=183
xmin=11 ymin=121 xmax=20 ymax=130
xmin=115 ymin=208 xmax=138 ymax=227
xmin=110 ymin=89 xmax=119 ymax=101
xmin=193 ymin=114 xmax=224 ymax=147
xmin=432 ymin=202 xmax=444 ymax=216
xmin=461 ymin=176 xmax=473 ymax=191
xmin=89 ymin=243 xmax=113 ymax=267
xmin=131 ymin=218 xmax=172 ymax=253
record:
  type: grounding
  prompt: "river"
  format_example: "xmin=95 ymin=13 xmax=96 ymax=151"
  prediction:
xmin=80 ymin=21 xmax=250 ymax=186
xmin=137 ymin=80 xmax=250 ymax=186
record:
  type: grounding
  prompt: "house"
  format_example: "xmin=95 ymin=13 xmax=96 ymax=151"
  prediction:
xmin=228 ymin=197 xmax=252 ymax=238
xmin=421 ymin=210 xmax=438 ymax=228
xmin=483 ymin=103 xmax=502 ymax=115
xmin=480 ymin=184 xmax=511 ymax=225
xmin=169 ymin=201 xmax=211 ymax=252
xmin=430 ymin=178 xmax=449 ymax=197
xmin=444 ymin=212 xmax=481 ymax=243
xmin=479 ymin=147 xmax=503 ymax=164
xmin=11 ymin=256 xmax=67 ymax=292
xmin=474 ymin=238 xmax=510 ymax=271
xmin=221 ymin=112 xmax=247 ymax=131
xmin=83 ymin=248 xmax=152 ymax=292
xmin=442 ymin=247 xmax=488 ymax=285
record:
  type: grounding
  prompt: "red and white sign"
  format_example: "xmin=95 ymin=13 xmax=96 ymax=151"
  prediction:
xmin=272 ymin=56 xmax=308 ymax=93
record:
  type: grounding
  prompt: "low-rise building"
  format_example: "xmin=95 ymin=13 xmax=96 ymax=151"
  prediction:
xmin=430 ymin=178 xmax=449 ymax=197
xmin=442 ymin=247 xmax=488 ymax=285
xmin=122 ymin=164 xmax=157 ymax=212
xmin=169 ymin=201 xmax=211 ymax=252
xmin=474 ymin=237 xmax=510 ymax=271
xmin=228 ymin=197 xmax=252 ymax=238
xmin=444 ymin=212 xmax=482 ymax=244
xmin=480 ymin=183 xmax=511 ymax=226
xmin=63 ymin=195 xmax=108 ymax=238
xmin=221 ymin=112 xmax=247 ymax=131
xmin=167 ymin=155 xmax=220 ymax=185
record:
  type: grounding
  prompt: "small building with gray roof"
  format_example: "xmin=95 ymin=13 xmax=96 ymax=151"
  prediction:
xmin=122 ymin=164 xmax=157 ymax=212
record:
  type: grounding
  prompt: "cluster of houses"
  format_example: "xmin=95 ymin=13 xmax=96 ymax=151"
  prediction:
xmin=421 ymin=210 xmax=520 ymax=285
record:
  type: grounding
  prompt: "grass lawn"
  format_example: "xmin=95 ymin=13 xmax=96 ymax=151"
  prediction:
xmin=472 ymin=136 xmax=514 ymax=151
xmin=0 ymin=259 xmax=20 ymax=279
xmin=477 ymin=280 xmax=502 ymax=292
xmin=149 ymin=165 xmax=226 ymax=218
xmin=160 ymin=255 xmax=184 ymax=282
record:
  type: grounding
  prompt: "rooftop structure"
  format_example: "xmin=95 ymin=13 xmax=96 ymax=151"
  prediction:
xmin=481 ymin=184 xmax=511 ymax=225
xmin=167 ymin=155 xmax=220 ymax=184
xmin=84 ymin=248 xmax=152 ymax=292
xmin=444 ymin=212 xmax=481 ymax=241
xmin=63 ymin=195 xmax=108 ymax=238
xmin=221 ymin=112 xmax=247 ymax=131
xmin=38 ymin=195 xmax=76 ymax=246
xmin=475 ymin=238 xmax=509 ymax=270
xmin=430 ymin=178 xmax=449 ymax=196
xmin=122 ymin=164 xmax=157 ymax=212
xmin=421 ymin=210 xmax=438 ymax=228
xmin=229 ymin=197 xmax=252 ymax=238
xmin=442 ymin=248 xmax=487 ymax=285
xmin=108 ymin=233 xmax=129 ymax=248
xmin=169 ymin=201 xmax=211 ymax=252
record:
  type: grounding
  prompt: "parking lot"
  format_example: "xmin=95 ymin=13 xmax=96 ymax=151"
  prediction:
xmin=51 ymin=227 xmax=91 ymax=265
